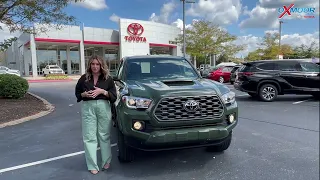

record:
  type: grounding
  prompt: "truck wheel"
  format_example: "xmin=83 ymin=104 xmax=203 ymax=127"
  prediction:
xmin=206 ymin=133 xmax=232 ymax=152
xmin=258 ymin=84 xmax=278 ymax=102
xmin=117 ymin=129 xmax=134 ymax=163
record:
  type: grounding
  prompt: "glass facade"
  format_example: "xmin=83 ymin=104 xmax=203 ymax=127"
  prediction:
xmin=150 ymin=46 xmax=174 ymax=55
xmin=83 ymin=46 xmax=119 ymax=74
xmin=25 ymin=43 xmax=120 ymax=76
xmin=35 ymin=44 xmax=81 ymax=75
xmin=105 ymin=47 xmax=119 ymax=75
xmin=70 ymin=46 xmax=80 ymax=74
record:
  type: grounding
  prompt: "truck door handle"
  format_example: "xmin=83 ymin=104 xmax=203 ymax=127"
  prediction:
xmin=275 ymin=73 xmax=281 ymax=76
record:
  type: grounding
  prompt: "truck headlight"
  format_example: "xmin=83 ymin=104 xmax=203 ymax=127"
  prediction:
xmin=221 ymin=91 xmax=235 ymax=105
xmin=122 ymin=96 xmax=152 ymax=109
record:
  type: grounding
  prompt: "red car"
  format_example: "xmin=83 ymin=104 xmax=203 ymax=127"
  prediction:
xmin=207 ymin=66 xmax=234 ymax=83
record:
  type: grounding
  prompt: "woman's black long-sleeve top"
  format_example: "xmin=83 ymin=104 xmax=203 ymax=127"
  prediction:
xmin=75 ymin=74 xmax=117 ymax=103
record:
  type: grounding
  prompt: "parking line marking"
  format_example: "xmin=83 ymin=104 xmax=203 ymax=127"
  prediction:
xmin=236 ymin=94 xmax=249 ymax=97
xmin=293 ymin=99 xmax=311 ymax=104
xmin=0 ymin=143 xmax=117 ymax=174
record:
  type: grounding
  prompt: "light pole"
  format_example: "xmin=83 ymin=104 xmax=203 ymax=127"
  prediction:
xmin=278 ymin=20 xmax=284 ymax=59
xmin=180 ymin=0 xmax=195 ymax=57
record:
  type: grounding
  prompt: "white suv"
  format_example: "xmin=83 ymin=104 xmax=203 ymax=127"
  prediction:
xmin=42 ymin=65 xmax=64 ymax=76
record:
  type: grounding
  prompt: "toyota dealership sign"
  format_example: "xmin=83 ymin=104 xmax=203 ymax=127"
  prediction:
xmin=124 ymin=23 xmax=147 ymax=42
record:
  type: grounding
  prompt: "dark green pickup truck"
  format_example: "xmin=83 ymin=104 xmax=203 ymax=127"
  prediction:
xmin=112 ymin=55 xmax=238 ymax=162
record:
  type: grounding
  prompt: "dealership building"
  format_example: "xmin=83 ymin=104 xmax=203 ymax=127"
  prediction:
xmin=4 ymin=18 xmax=183 ymax=77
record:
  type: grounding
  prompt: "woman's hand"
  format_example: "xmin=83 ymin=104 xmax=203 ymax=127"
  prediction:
xmin=90 ymin=86 xmax=106 ymax=98
xmin=81 ymin=90 xmax=93 ymax=98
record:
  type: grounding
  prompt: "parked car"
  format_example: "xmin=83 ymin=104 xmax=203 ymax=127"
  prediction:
xmin=200 ymin=66 xmax=214 ymax=78
xmin=112 ymin=55 xmax=238 ymax=162
xmin=229 ymin=65 xmax=242 ymax=84
xmin=234 ymin=59 xmax=320 ymax=101
xmin=0 ymin=66 xmax=21 ymax=76
xmin=42 ymin=65 xmax=64 ymax=76
xmin=207 ymin=66 xmax=234 ymax=83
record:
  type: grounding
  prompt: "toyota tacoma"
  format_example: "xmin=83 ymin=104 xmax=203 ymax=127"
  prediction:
xmin=112 ymin=55 xmax=238 ymax=162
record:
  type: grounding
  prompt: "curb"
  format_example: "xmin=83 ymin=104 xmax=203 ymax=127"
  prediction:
xmin=0 ymin=92 xmax=55 ymax=128
xmin=27 ymin=79 xmax=74 ymax=83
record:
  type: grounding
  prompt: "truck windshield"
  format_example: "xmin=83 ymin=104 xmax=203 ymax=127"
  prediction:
xmin=125 ymin=58 xmax=199 ymax=80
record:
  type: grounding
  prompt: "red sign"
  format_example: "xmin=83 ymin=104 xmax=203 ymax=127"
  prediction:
xmin=125 ymin=23 xmax=147 ymax=42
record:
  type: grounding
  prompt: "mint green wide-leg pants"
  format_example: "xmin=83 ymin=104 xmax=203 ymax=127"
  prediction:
xmin=81 ymin=100 xmax=112 ymax=171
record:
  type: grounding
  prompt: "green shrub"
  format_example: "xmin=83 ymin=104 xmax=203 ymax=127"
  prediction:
xmin=0 ymin=74 xmax=29 ymax=99
xmin=45 ymin=74 xmax=69 ymax=80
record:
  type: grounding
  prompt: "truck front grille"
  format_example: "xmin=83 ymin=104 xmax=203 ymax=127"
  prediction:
xmin=153 ymin=95 xmax=224 ymax=121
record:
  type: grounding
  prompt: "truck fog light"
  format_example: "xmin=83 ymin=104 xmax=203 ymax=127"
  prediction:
xmin=228 ymin=114 xmax=235 ymax=123
xmin=133 ymin=121 xmax=143 ymax=130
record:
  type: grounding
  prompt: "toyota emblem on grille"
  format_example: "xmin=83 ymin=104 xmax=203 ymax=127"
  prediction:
xmin=183 ymin=100 xmax=200 ymax=112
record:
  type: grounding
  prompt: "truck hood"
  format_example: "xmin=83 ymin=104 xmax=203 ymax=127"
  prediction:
xmin=125 ymin=78 xmax=230 ymax=99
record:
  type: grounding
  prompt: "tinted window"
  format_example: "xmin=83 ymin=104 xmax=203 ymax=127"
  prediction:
xmin=256 ymin=63 xmax=275 ymax=70
xmin=238 ymin=64 xmax=252 ymax=72
xmin=231 ymin=66 xmax=240 ymax=73
xmin=222 ymin=67 xmax=232 ymax=72
xmin=275 ymin=61 xmax=302 ymax=71
xmin=300 ymin=62 xmax=319 ymax=72
xmin=125 ymin=58 xmax=199 ymax=80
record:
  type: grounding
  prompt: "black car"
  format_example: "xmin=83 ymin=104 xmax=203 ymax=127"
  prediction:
xmin=234 ymin=59 xmax=320 ymax=101
xmin=229 ymin=65 xmax=241 ymax=84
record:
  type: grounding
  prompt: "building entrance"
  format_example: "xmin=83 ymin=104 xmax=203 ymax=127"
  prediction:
xmin=149 ymin=46 xmax=175 ymax=55
xmin=84 ymin=46 xmax=119 ymax=74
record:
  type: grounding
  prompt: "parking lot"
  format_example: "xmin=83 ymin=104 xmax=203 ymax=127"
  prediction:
xmin=0 ymin=81 xmax=318 ymax=180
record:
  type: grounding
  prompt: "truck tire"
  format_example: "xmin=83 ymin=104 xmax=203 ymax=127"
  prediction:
xmin=206 ymin=133 xmax=232 ymax=152
xmin=117 ymin=129 xmax=134 ymax=162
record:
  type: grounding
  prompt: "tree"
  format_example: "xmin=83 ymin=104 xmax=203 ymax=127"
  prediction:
xmin=245 ymin=49 xmax=262 ymax=61
xmin=244 ymin=32 xmax=299 ymax=61
xmin=175 ymin=20 xmax=245 ymax=62
xmin=0 ymin=0 xmax=83 ymax=50
xmin=217 ymin=54 xmax=228 ymax=64
xmin=259 ymin=32 xmax=280 ymax=60
xmin=280 ymin=44 xmax=294 ymax=59
xmin=0 ymin=37 xmax=17 ymax=51
xmin=290 ymin=42 xmax=319 ymax=58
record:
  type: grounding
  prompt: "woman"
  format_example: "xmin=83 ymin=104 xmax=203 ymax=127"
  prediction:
xmin=75 ymin=55 xmax=117 ymax=175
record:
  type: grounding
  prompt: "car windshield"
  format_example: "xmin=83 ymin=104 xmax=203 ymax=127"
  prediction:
xmin=125 ymin=58 xmax=199 ymax=80
xmin=50 ymin=66 xmax=60 ymax=69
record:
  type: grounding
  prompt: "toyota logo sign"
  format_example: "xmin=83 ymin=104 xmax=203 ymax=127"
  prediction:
xmin=124 ymin=23 xmax=147 ymax=43
xmin=183 ymin=100 xmax=200 ymax=112
xmin=127 ymin=23 xmax=144 ymax=36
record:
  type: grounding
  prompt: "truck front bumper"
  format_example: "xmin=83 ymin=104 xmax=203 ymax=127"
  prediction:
xmin=124 ymin=122 xmax=236 ymax=151
xmin=118 ymin=102 xmax=238 ymax=151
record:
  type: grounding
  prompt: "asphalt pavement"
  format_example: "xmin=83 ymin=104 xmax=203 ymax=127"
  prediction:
xmin=0 ymin=81 xmax=319 ymax=180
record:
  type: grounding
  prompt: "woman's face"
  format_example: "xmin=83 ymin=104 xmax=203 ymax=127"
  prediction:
xmin=90 ymin=59 xmax=101 ymax=74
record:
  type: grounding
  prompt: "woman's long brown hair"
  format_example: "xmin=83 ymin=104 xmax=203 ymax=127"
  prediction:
xmin=85 ymin=55 xmax=109 ymax=82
